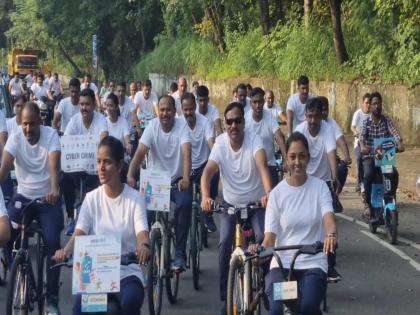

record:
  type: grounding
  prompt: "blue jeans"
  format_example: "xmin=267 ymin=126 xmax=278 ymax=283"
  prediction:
xmin=266 ymin=267 xmax=327 ymax=315
xmin=7 ymin=194 xmax=64 ymax=296
xmin=73 ymin=276 xmax=144 ymax=315
xmin=1 ymin=174 xmax=14 ymax=203
xmin=219 ymin=203 xmax=265 ymax=301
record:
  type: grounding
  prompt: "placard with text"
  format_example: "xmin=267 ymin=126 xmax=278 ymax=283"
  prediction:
xmin=60 ymin=135 xmax=99 ymax=174
xmin=139 ymin=169 xmax=171 ymax=212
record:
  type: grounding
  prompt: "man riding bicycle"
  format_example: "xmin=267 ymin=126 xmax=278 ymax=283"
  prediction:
xmin=0 ymin=102 xmax=63 ymax=314
xmin=128 ymin=95 xmax=193 ymax=271
xmin=201 ymin=102 xmax=272 ymax=315
xmin=52 ymin=78 xmax=81 ymax=133
xmin=359 ymin=92 xmax=404 ymax=220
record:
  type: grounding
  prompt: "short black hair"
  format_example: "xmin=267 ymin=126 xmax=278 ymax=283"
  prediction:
xmin=297 ymin=75 xmax=309 ymax=86
xmin=249 ymin=87 xmax=265 ymax=98
xmin=286 ymin=132 xmax=309 ymax=155
xmin=246 ymin=84 xmax=253 ymax=91
xmin=369 ymin=92 xmax=382 ymax=104
xmin=317 ymin=96 xmax=329 ymax=109
xmin=192 ymin=80 xmax=199 ymax=87
xmin=224 ymin=102 xmax=245 ymax=118
xmin=169 ymin=82 xmax=178 ymax=93
xmin=305 ymin=97 xmax=323 ymax=113
xmin=69 ymin=78 xmax=81 ymax=88
xmin=158 ymin=95 xmax=176 ymax=109
xmin=116 ymin=81 xmax=126 ymax=88
xmin=196 ymin=85 xmax=209 ymax=98
xmin=236 ymin=83 xmax=247 ymax=92
xmin=14 ymin=95 xmax=27 ymax=104
xmin=143 ymin=79 xmax=152 ymax=88
xmin=80 ymin=88 xmax=96 ymax=102
xmin=84 ymin=74 xmax=92 ymax=79
xmin=36 ymin=73 xmax=44 ymax=80
xmin=362 ymin=93 xmax=371 ymax=101
xmin=181 ymin=92 xmax=196 ymax=106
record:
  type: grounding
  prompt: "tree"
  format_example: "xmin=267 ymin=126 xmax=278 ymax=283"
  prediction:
xmin=259 ymin=0 xmax=270 ymax=35
xmin=304 ymin=0 xmax=312 ymax=29
xmin=328 ymin=0 xmax=348 ymax=64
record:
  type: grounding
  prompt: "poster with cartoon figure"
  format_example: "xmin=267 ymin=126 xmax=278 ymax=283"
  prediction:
xmin=72 ymin=234 xmax=121 ymax=294
xmin=139 ymin=169 xmax=171 ymax=212
xmin=373 ymin=137 xmax=396 ymax=167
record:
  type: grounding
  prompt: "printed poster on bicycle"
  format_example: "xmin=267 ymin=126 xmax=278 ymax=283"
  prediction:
xmin=139 ymin=169 xmax=171 ymax=212
xmin=72 ymin=234 xmax=121 ymax=295
xmin=373 ymin=137 xmax=396 ymax=167
xmin=60 ymin=135 xmax=100 ymax=175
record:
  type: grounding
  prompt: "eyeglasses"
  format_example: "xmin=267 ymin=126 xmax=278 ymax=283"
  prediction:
xmin=225 ymin=117 xmax=243 ymax=126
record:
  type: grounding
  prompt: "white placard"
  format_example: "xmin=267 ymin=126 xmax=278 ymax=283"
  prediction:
xmin=72 ymin=234 xmax=121 ymax=295
xmin=139 ymin=169 xmax=171 ymax=212
xmin=61 ymin=135 xmax=99 ymax=174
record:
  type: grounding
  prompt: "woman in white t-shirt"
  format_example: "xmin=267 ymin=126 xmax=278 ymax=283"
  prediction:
xmin=54 ymin=136 xmax=150 ymax=315
xmin=260 ymin=132 xmax=337 ymax=315
xmin=105 ymin=93 xmax=132 ymax=156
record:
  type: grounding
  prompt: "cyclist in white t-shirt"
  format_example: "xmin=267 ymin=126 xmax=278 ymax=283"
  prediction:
xmin=128 ymin=95 xmax=193 ymax=271
xmin=30 ymin=73 xmax=51 ymax=101
xmin=235 ymin=83 xmax=252 ymax=114
xmin=80 ymin=74 xmax=101 ymax=110
xmin=129 ymin=81 xmax=138 ymax=103
xmin=0 ymin=102 xmax=63 ymax=313
xmin=8 ymin=72 xmax=23 ymax=101
xmin=264 ymin=90 xmax=286 ymax=123
xmin=105 ymin=93 xmax=131 ymax=155
xmin=259 ymin=132 xmax=337 ymax=315
xmin=115 ymin=81 xmax=135 ymax=126
xmin=196 ymin=85 xmax=223 ymax=136
xmin=201 ymin=102 xmax=272 ymax=314
xmin=54 ymin=136 xmax=150 ymax=315
xmin=172 ymin=77 xmax=188 ymax=116
xmin=134 ymin=79 xmax=158 ymax=133
xmin=48 ymin=73 xmax=63 ymax=103
xmin=286 ymin=75 xmax=316 ymax=135
xmin=52 ymin=78 xmax=81 ymax=133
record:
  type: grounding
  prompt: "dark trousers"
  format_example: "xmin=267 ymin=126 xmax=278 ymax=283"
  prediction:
xmin=7 ymin=194 xmax=64 ymax=296
xmin=1 ymin=174 xmax=14 ymax=203
xmin=269 ymin=165 xmax=280 ymax=187
xmin=362 ymin=157 xmax=399 ymax=209
xmin=266 ymin=267 xmax=327 ymax=315
xmin=191 ymin=162 xmax=219 ymax=200
xmin=337 ymin=160 xmax=348 ymax=189
xmin=73 ymin=276 xmax=144 ymax=315
xmin=60 ymin=172 xmax=100 ymax=219
xmin=354 ymin=146 xmax=364 ymax=187
xmin=170 ymin=186 xmax=192 ymax=257
xmin=219 ymin=205 xmax=265 ymax=301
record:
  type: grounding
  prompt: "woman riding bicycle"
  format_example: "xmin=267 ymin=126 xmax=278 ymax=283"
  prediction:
xmin=54 ymin=136 xmax=150 ymax=315
xmin=260 ymin=132 xmax=337 ymax=315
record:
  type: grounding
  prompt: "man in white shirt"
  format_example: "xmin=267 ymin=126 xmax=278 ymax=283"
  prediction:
xmin=0 ymin=102 xmax=62 ymax=313
xmin=8 ymin=72 xmax=22 ymax=102
xmin=128 ymin=95 xmax=192 ymax=271
xmin=30 ymin=73 xmax=50 ymax=101
xmin=351 ymin=93 xmax=371 ymax=191
xmin=172 ymin=77 xmax=188 ymax=116
xmin=134 ymin=79 xmax=158 ymax=131
xmin=200 ymin=102 xmax=272 ymax=314
xmin=115 ymin=81 xmax=135 ymax=125
xmin=6 ymin=95 xmax=25 ymax=136
xmin=235 ymin=83 xmax=252 ymax=114
xmin=287 ymin=75 xmax=315 ymax=135
xmin=24 ymin=70 xmax=34 ymax=87
xmin=80 ymin=74 xmax=101 ymax=110
xmin=52 ymin=78 xmax=81 ymax=132
xmin=48 ymin=72 xmax=63 ymax=103
xmin=129 ymin=81 xmax=138 ymax=103
xmin=264 ymin=90 xmax=286 ymax=123
xmin=246 ymin=87 xmax=287 ymax=187
xmin=196 ymin=85 xmax=223 ymax=136
xmin=61 ymin=88 xmax=108 ymax=235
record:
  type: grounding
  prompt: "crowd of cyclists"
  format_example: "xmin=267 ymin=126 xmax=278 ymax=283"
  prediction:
xmin=0 ymin=71 xmax=410 ymax=315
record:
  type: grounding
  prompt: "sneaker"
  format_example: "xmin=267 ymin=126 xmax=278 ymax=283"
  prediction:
xmin=327 ymin=267 xmax=342 ymax=283
xmin=205 ymin=214 xmax=217 ymax=233
xmin=172 ymin=254 xmax=186 ymax=272
xmin=65 ymin=218 xmax=75 ymax=236
xmin=45 ymin=295 xmax=60 ymax=315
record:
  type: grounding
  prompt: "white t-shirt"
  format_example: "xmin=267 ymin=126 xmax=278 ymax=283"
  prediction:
xmin=56 ymin=97 xmax=80 ymax=132
xmin=65 ymin=112 xmax=107 ymax=136
xmin=5 ymin=126 xmax=61 ymax=199
xmin=106 ymin=116 xmax=129 ymax=146
xmin=245 ymin=109 xmax=279 ymax=166
xmin=324 ymin=117 xmax=343 ymax=141
xmin=49 ymin=78 xmax=61 ymax=95
xmin=6 ymin=117 xmax=19 ymax=136
xmin=264 ymin=102 xmax=283 ymax=121
xmin=76 ymin=184 xmax=148 ymax=284
xmin=81 ymin=82 xmax=99 ymax=93
xmin=265 ymin=176 xmax=333 ymax=272
xmin=196 ymin=103 xmax=220 ymax=124
xmin=134 ymin=91 xmax=158 ymax=116
xmin=9 ymin=78 xmax=22 ymax=96
xmin=31 ymin=83 xmax=49 ymax=99
xmin=295 ymin=121 xmax=336 ymax=181
xmin=351 ymin=109 xmax=370 ymax=148
xmin=244 ymin=98 xmax=252 ymax=115
xmin=286 ymin=93 xmax=315 ymax=131
xmin=171 ymin=91 xmax=183 ymax=116
xmin=0 ymin=188 xmax=7 ymax=218
xmin=180 ymin=113 xmax=214 ymax=169
xmin=119 ymin=96 xmax=135 ymax=125
xmin=24 ymin=74 xmax=33 ymax=87
xmin=209 ymin=131 xmax=265 ymax=205
xmin=140 ymin=118 xmax=191 ymax=181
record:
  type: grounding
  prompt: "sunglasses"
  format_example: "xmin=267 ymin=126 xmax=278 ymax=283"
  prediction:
xmin=225 ymin=117 xmax=243 ymax=126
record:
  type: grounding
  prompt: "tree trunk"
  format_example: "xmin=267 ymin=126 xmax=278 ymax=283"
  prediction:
xmin=57 ymin=40 xmax=83 ymax=77
xmin=304 ymin=0 xmax=312 ymax=29
xmin=329 ymin=0 xmax=349 ymax=64
xmin=204 ymin=3 xmax=226 ymax=53
xmin=259 ymin=0 xmax=270 ymax=35
xmin=271 ymin=0 xmax=284 ymax=27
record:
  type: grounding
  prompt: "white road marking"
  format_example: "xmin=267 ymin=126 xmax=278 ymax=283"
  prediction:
xmin=336 ymin=213 xmax=420 ymax=251
xmin=360 ymin=230 xmax=420 ymax=272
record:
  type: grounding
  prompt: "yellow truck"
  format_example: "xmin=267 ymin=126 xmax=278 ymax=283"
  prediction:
xmin=7 ymin=48 xmax=50 ymax=77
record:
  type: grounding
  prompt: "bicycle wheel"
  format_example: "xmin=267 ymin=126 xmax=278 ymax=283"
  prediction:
xmin=386 ymin=211 xmax=398 ymax=244
xmin=148 ymin=229 xmax=163 ymax=315
xmin=36 ymin=235 xmax=47 ymax=315
xmin=227 ymin=255 xmax=251 ymax=315
xmin=6 ymin=254 xmax=29 ymax=315
xmin=191 ymin=206 xmax=200 ymax=290
xmin=251 ymin=264 xmax=262 ymax=315
xmin=165 ymin=229 xmax=179 ymax=304
xmin=0 ymin=248 xmax=7 ymax=286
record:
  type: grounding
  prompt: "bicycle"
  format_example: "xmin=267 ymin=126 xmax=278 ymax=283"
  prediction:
xmin=274 ymin=151 xmax=286 ymax=182
xmin=214 ymin=202 xmax=266 ymax=315
xmin=50 ymin=252 xmax=139 ymax=315
xmin=5 ymin=198 xmax=49 ymax=315
xmin=147 ymin=184 xmax=180 ymax=315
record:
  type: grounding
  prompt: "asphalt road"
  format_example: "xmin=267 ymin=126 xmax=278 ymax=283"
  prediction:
xmin=1 ymin=180 xmax=420 ymax=314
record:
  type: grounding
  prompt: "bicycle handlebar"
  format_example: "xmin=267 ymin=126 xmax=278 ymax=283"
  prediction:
xmin=50 ymin=252 xmax=140 ymax=270
xmin=213 ymin=202 xmax=263 ymax=215
xmin=245 ymin=242 xmax=324 ymax=261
